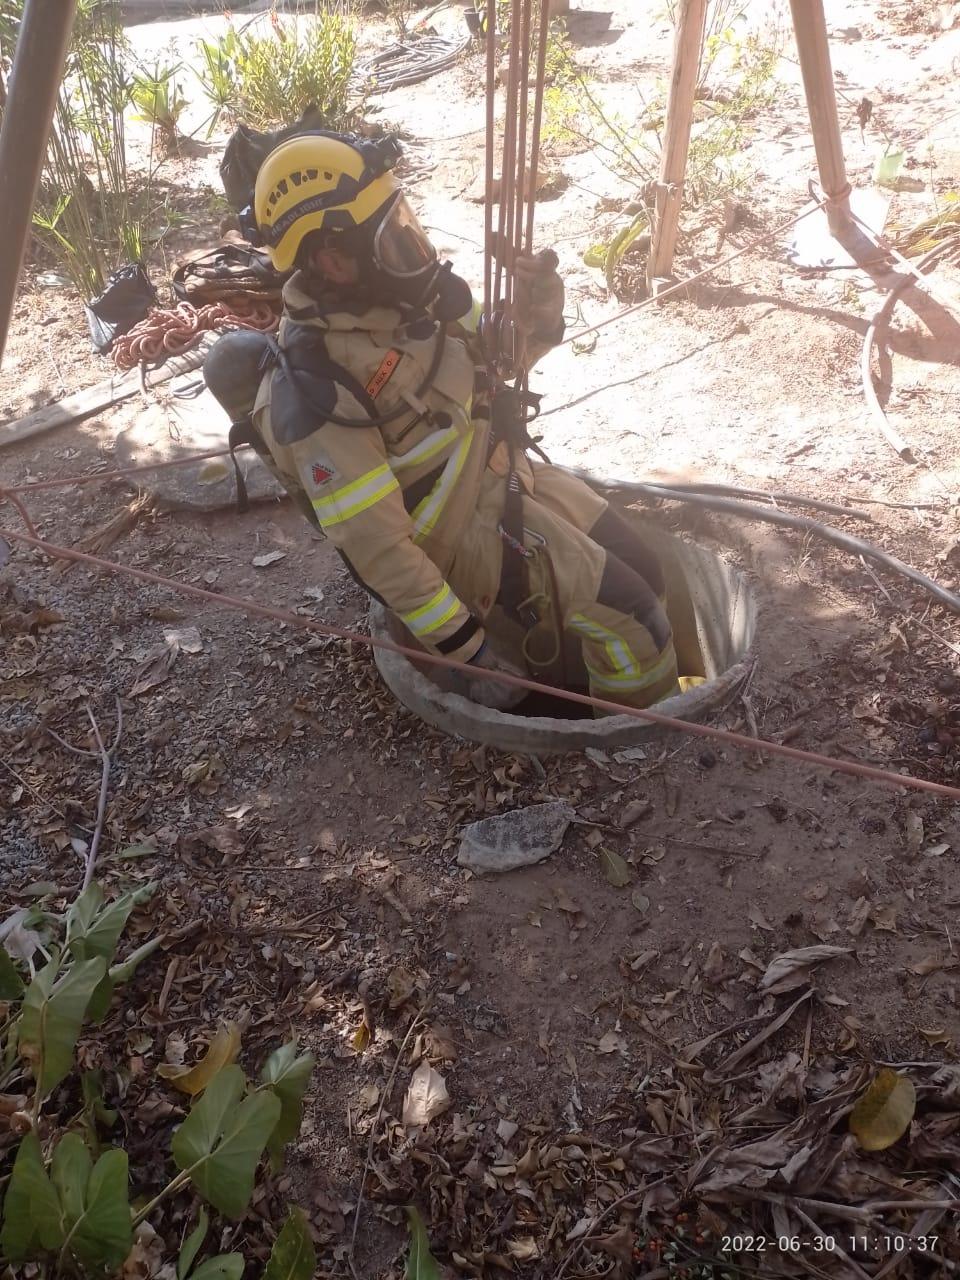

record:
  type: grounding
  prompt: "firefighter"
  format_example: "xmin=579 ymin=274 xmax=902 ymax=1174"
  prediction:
xmin=204 ymin=131 xmax=679 ymax=711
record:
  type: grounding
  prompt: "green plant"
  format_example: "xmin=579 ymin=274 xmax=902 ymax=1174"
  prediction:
xmin=0 ymin=877 xmax=316 ymax=1277
xmin=0 ymin=0 xmax=148 ymax=297
xmin=194 ymin=28 xmax=240 ymax=137
xmin=200 ymin=4 xmax=360 ymax=133
xmin=130 ymin=62 xmax=187 ymax=152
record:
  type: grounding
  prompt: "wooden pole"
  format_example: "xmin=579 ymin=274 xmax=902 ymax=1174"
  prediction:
xmin=788 ymin=0 xmax=852 ymax=234
xmin=0 ymin=0 xmax=77 ymax=366
xmin=646 ymin=0 xmax=707 ymax=288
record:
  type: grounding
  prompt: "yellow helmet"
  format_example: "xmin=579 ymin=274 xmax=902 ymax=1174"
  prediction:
xmin=254 ymin=133 xmax=401 ymax=273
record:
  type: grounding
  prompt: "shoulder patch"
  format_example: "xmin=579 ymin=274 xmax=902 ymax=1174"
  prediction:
xmin=311 ymin=462 xmax=335 ymax=486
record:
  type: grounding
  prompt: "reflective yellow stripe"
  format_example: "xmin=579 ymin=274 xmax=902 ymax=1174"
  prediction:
xmin=584 ymin=646 xmax=678 ymax=691
xmin=310 ymin=463 xmax=399 ymax=528
xmin=402 ymin=582 xmax=462 ymax=638
xmin=388 ymin=423 xmax=459 ymax=472
xmin=412 ymin=430 xmax=473 ymax=542
xmin=570 ymin=613 xmax=641 ymax=678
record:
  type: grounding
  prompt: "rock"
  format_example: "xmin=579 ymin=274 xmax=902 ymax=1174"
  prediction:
xmin=114 ymin=395 xmax=285 ymax=512
xmin=457 ymin=801 xmax=574 ymax=874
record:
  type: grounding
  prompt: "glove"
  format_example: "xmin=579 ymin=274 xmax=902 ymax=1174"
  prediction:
xmin=461 ymin=642 xmax=528 ymax=711
xmin=514 ymin=249 xmax=564 ymax=344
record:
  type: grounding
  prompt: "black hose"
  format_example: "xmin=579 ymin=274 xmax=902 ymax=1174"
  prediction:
xmin=569 ymin=469 xmax=960 ymax=616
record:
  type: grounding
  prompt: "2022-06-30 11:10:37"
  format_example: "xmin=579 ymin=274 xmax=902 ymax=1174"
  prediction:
xmin=721 ymin=1233 xmax=943 ymax=1253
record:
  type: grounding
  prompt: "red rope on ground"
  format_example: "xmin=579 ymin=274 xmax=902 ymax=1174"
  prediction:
xmin=3 ymin=523 xmax=959 ymax=802
xmin=112 ymin=299 xmax=279 ymax=371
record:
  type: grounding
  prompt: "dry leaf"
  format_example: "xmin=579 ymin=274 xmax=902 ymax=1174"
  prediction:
xmin=631 ymin=889 xmax=650 ymax=915
xmin=749 ymin=904 xmax=774 ymax=931
xmin=386 ymin=965 xmax=416 ymax=1009
xmin=129 ymin=642 xmax=179 ymax=697
xmin=704 ymin=941 xmax=724 ymax=984
xmin=157 ymin=1022 xmax=240 ymax=1095
xmin=910 ymin=955 xmax=960 ymax=977
xmin=352 ymin=1021 xmax=371 ymax=1054
xmin=162 ymin=625 xmax=202 ymax=654
xmin=847 ymin=897 xmax=871 ymax=937
xmin=759 ymin=946 xmax=851 ymax=995
xmin=402 ymin=1061 xmax=450 ymax=1127
xmin=923 ymin=842 xmax=951 ymax=857
xmin=597 ymin=1029 xmax=627 ymax=1054
xmin=621 ymin=799 xmax=651 ymax=827
xmin=904 ymin=810 xmax=924 ymax=853
xmin=600 ymin=847 xmax=631 ymax=888
xmin=849 ymin=1069 xmax=916 ymax=1151
xmin=252 ymin=550 xmax=286 ymax=568
xmin=918 ymin=1027 xmax=952 ymax=1047
xmin=871 ymin=904 xmax=898 ymax=932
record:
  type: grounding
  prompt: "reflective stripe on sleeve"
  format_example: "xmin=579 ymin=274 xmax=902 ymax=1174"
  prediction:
xmin=402 ymin=582 xmax=462 ymax=638
xmin=310 ymin=463 xmax=399 ymax=528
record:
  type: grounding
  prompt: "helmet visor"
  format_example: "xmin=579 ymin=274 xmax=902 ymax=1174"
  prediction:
xmin=373 ymin=194 xmax=437 ymax=279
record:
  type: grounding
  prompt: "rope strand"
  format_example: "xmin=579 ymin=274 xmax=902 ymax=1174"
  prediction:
xmin=3 ymin=523 xmax=958 ymax=802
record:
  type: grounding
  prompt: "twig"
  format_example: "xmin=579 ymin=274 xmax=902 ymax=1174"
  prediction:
xmin=859 ymin=556 xmax=960 ymax=658
xmin=45 ymin=695 xmax=122 ymax=890
xmin=347 ymin=1002 xmax=432 ymax=1275
xmin=553 ymin=1176 xmax=671 ymax=1280
xmin=82 ymin=697 xmax=121 ymax=891
xmin=789 ymin=1203 xmax=873 ymax=1280
xmin=666 ymin=837 xmax=758 ymax=860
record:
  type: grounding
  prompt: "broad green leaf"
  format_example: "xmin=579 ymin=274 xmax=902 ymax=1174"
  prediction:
xmin=159 ymin=1022 xmax=241 ymax=1095
xmin=849 ymin=1068 xmax=916 ymax=1151
xmin=172 ymin=1065 xmax=281 ymax=1218
xmin=68 ymin=1149 xmax=132 ymax=1272
xmin=88 ymin=935 xmax=165 ymax=1024
xmin=81 ymin=1068 xmax=118 ymax=1137
xmin=86 ymin=974 xmax=116 ymax=1025
xmin=190 ymin=1255 xmax=244 ymax=1280
xmin=52 ymin=1132 xmax=93 ymax=1234
xmin=110 ymin=935 xmax=164 ymax=986
xmin=178 ymin=1208 xmax=209 ymax=1280
xmin=263 ymin=1207 xmax=315 ymax=1280
xmin=260 ymin=1040 xmax=315 ymax=1166
xmin=0 ymin=946 xmax=23 ymax=999
xmin=65 ymin=884 xmax=104 ymax=950
xmin=68 ymin=885 xmax=148 ymax=963
xmin=19 ymin=957 xmax=107 ymax=1098
xmin=404 ymin=1206 xmax=441 ymax=1280
xmin=0 ymin=1131 xmax=64 ymax=1261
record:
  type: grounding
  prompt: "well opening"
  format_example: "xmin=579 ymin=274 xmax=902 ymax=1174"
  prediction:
xmin=371 ymin=514 xmax=757 ymax=754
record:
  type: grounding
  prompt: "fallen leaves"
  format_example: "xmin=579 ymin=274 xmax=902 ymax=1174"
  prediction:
xmin=849 ymin=1069 xmax=916 ymax=1151
xmin=759 ymin=946 xmax=852 ymax=995
xmin=252 ymin=551 xmax=286 ymax=568
xmin=600 ymin=847 xmax=631 ymax=887
xmin=157 ymin=1024 xmax=241 ymax=1095
xmin=402 ymin=1062 xmax=450 ymax=1128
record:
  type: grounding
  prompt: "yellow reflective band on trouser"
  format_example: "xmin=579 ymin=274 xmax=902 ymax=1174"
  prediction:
xmin=583 ymin=644 xmax=678 ymax=692
xmin=569 ymin=612 xmax=675 ymax=692
xmin=310 ymin=463 xmax=399 ymax=528
xmin=412 ymin=430 xmax=473 ymax=543
xmin=402 ymin=583 xmax=461 ymax=638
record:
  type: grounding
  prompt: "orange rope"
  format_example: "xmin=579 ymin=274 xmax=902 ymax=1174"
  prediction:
xmin=112 ymin=299 xmax=279 ymax=371
xmin=2 ymin=522 xmax=958 ymax=802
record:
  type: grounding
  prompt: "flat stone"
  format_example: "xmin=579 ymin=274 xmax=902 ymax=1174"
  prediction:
xmin=457 ymin=801 xmax=575 ymax=874
xmin=114 ymin=393 xmax=285 ymax=512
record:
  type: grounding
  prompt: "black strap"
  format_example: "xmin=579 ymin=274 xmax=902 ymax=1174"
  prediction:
xmin=227 ymin=417 xmax=258 ymax=514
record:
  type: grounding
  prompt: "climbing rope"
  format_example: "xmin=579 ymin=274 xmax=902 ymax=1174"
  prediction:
xmin=111 ymin=299 xmax=278 ymax=371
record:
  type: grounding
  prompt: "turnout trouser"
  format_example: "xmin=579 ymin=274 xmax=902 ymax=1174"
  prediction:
xmin=450 ymin=463 xmax=680 ymax=710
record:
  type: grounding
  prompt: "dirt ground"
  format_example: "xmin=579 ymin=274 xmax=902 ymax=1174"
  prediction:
xmin=2 ymin=1 xmax=960 ymax=1277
